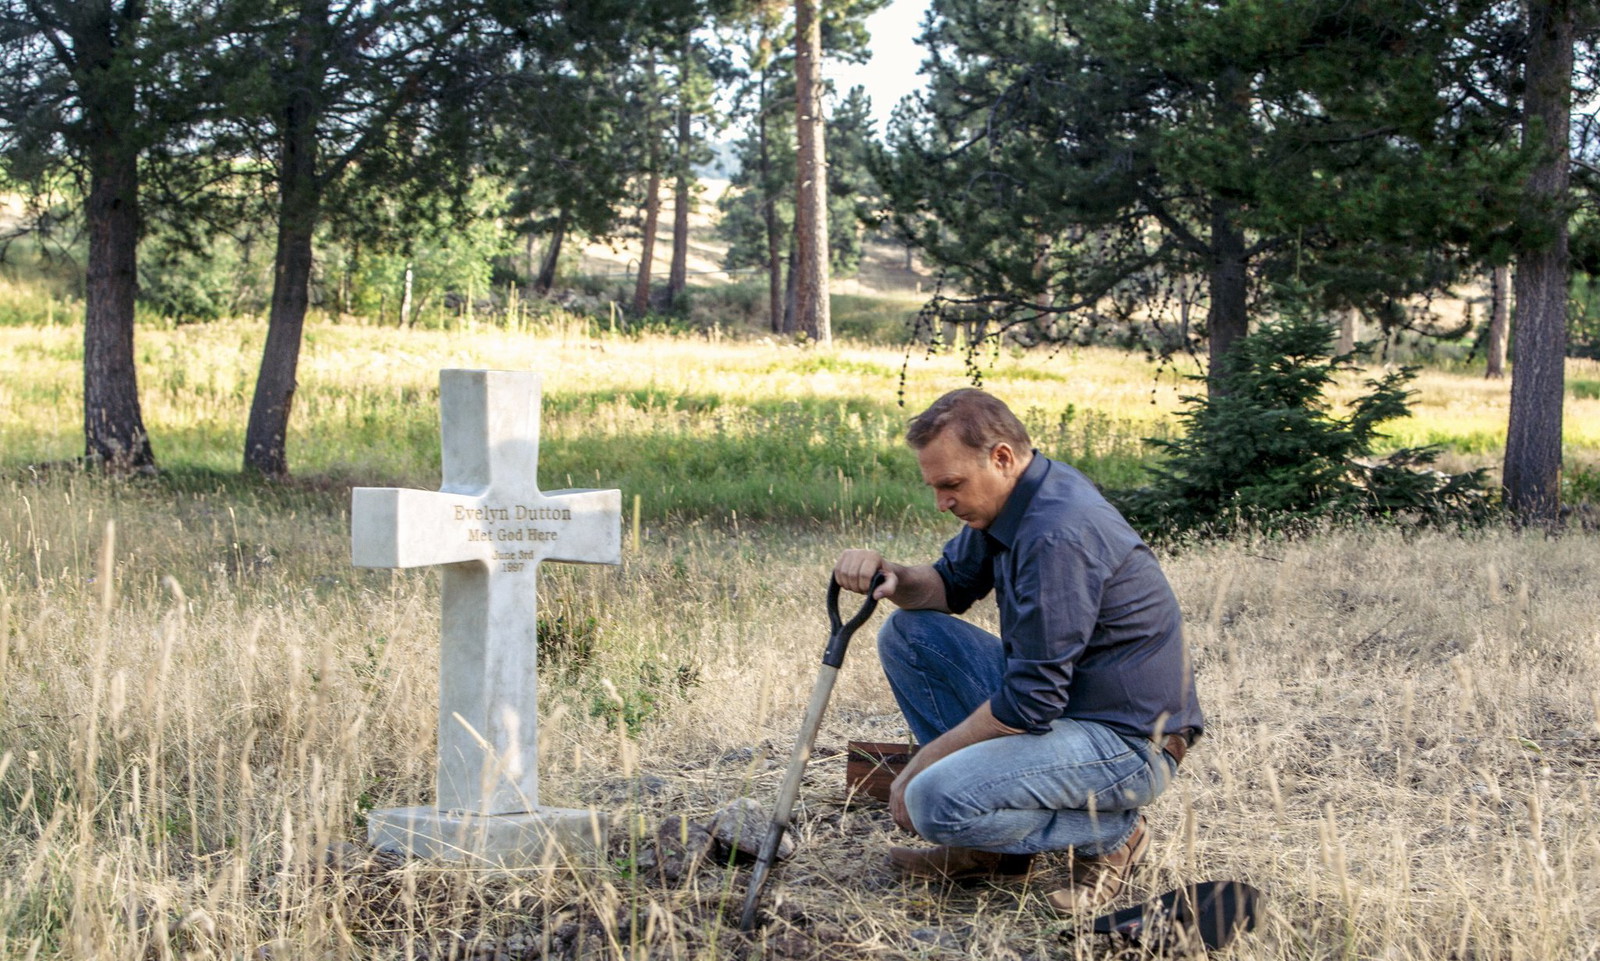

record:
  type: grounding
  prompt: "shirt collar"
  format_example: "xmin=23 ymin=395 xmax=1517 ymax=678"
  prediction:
xmin=984 ymin=450 xmax=1048 ymax=550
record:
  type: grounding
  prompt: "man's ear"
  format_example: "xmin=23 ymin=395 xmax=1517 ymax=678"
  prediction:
xmin=990 ymin=442 xmax=1016 ymax=472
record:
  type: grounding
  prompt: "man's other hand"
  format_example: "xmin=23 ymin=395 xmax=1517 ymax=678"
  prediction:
xmin=888 ymin=768 xmax=916 ymax=833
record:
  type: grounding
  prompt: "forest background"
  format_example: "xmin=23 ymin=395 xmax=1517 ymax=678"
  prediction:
xmin=2 ymin=0 xmax=1599 ymax=513
xmin=4 ymin=2 xmax=1600 ymax=960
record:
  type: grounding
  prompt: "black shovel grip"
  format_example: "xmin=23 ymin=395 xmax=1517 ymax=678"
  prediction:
xmin=822 ymin=571 xmax=885 ymax=668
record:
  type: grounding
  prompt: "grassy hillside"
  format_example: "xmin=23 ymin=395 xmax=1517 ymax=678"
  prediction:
xmin=4 ymin=315 xmax=1599 ymax=510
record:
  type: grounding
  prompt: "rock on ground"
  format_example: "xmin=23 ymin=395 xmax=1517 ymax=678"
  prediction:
xmin=709 ymin=797 xmax=795 ymax=862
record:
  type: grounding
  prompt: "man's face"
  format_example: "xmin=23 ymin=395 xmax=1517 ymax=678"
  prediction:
xmin=915 ymin=429 xmax=1027 ymax=530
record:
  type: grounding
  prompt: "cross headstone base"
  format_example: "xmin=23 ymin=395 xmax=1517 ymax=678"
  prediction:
xmin=368 ymin=806 xmax=609 ymax=870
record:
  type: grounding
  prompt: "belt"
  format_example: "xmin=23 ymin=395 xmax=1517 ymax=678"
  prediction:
xmin=1160 ymin=731 xmax=1190 ymax=767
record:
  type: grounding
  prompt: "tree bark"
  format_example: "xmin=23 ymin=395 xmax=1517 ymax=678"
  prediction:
xmin=1485 ymin=263 xmax=1509 ymax=379
xmin=783 ymin=244 xmax=798 ymax=334
xmin=667 ymin=40 xmax=693 ymax=304
xmin=634 ymin=167 xmax=662 ymax=315
xmin=1336 ymin=310 xmax=1356 ymax=356
xmin=400 ymin=262 xmax=414 ymax=326
xmin=1033 ymin=233 xmax=1052 ymax=314
xmin=760 ymin=63 xmax=782 ymax=334
xmin=535 ymin=212 xmax=568 ymax=294
xmin=245 ymin=12 xmax=322 ymax=478
xmin=1205 ymin=200 xmax=1249 ymax=389
xmin=632 ymin=54 xmax=661 ymax=317
xmin=1504 ymin=0 xmax=1572 ymax=522
xmin=793 ymin=0 xmax=830 ymax=343
xmin=246 ymin=202 xmax=315 ymax=477
xmin=77 ymin=4 xmax=155 ymax=471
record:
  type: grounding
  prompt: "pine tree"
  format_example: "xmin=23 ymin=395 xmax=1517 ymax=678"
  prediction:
xmin=1118 ymin=290 xmax=1491 ymax=537
xmin=1504 ymin=0 xmax=1577 ymax=521
xmin=219 ymin=0 xmax=657 ymax=476
xmin=0 ymin=0 xmax=212 ymax=470
xmin=715 ymin=0 xmax=887 ymax=333
xmin=876 ymin=0 xmax=1529 ymax=386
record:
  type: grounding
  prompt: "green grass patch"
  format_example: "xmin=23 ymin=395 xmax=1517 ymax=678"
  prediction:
xmin=0 ymin=318 xmax=1162 ymax=526
xmin=1566 ymin=463 xmax=1600 ymax=505
xmin=26 ymin=308 xmax=1598 ymax=524
xmin=1411 ymin=429 xmax=1507 ymax=455
xmin=829 ymin=292 xmax=920 ymax=345
xmin=987 ymin=366 xmax=1069 ymax=383
xmin=761 ymin=355 xmax=899 ymax=378
xmin=1572 ymin=379 xmax=1600 ymax=401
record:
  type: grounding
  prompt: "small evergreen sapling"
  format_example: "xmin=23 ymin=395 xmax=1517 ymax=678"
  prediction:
xmin=1116 ymin=301 xmax=1491 ymax=537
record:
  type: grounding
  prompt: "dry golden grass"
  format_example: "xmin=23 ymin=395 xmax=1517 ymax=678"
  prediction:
xmin=3 ymin=462 xmax=1599 ymax=959
xmin=3 ymin=319 xmax=1600 ymax=958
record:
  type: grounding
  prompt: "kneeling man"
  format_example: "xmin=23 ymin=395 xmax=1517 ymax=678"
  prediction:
xmin=834 ymin=389 xmax=1202 ymax=913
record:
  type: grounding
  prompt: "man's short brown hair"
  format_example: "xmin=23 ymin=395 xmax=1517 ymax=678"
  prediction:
xmin=905 ymin=389 xmax=1033 ymax=453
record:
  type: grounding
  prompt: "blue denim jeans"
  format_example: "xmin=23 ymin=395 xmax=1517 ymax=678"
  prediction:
xmin=878 ymin=608 xmax=1175 ymax=856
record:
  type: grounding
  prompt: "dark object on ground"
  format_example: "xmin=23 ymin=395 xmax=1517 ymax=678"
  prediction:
xmin=846 ymin=741 xmax=918 ymax=802
xmin=738 ymin=574 xmax=884 ymax=932
xmin=1088 ymin=880 xmax=1262 ymax=953
xmin=655 ymin=815 xmax=714 ymax=882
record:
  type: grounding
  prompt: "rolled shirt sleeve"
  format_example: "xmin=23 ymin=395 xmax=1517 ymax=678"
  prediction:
xmin=931 ymin=526 xmax=994 ymax=615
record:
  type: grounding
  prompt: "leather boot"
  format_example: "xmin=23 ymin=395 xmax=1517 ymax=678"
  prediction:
xmin=1045 ymin=816 xmax=1150 ymax=914
xmin=888 ymin=845 xmax=1035 ymax=882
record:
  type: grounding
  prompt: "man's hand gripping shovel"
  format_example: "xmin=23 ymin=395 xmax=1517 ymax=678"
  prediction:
xmin=738 ymin=572 xmax=885 ymax=933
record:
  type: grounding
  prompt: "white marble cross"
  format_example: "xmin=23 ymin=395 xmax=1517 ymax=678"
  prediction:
xmin=352 ymin=369 xmax=620 ymax=830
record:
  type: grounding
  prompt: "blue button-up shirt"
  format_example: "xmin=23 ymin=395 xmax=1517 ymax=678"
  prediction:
xmin=932 ymin=452 xmax=1204 ymax=740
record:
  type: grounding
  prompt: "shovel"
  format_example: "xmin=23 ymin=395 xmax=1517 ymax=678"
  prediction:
xmin=738 ymin=572 xmax=885 ymax=932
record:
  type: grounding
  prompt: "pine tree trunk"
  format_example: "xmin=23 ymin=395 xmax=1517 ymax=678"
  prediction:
xmin=633 ymin=54 xmax=661 ymax=318
xmin=82 ymin=95 xmax=154 ymax=471
xmin=536 ymin=213 xmax=567 ymax=294
xmin=783 ymin=244 xmax=798 ymax=334
xmin=668 ymin=39 xmax=693 ymax=304
xmin=1033 ymin=234 xmax=1052 ymax=313
xmin=1504 ymin=0 xmax=1572 ymax=522
xmin=1336 ymin=311 xmax=1357 ymax=356
xmin=245 ymin=0 xmax=333 ymax=477
xmin=1206 ymin=201 xmax=1249 ymax=391
xmin=765 ymin=194 xmax=783 ymax=334
xmin=793 ymin=0 xmax=830 ymax=343
xmin=400 ymin=263 xmax=414 ymax=326
xmin=1486 ymin=263 xmax=1509 ymax=379
xmin=668 ymin=112 xmax=691 ymax=301
xmin=245 ymin=54 xmax=321 ymax=478
xmin=760 ymin=66 xmax=782 ymax=334
xmin=78 ymin=7 xmax=154 ymax=471
xmin=634 ymin=168 xmax=662 ymax=316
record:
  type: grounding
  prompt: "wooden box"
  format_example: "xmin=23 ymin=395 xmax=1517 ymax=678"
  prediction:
xmin=845 ymin=741 xmax=919 ymax=802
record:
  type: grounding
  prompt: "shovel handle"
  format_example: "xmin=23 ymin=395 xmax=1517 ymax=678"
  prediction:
xmin=740 ymin=575 xmax=886 ymax=931
xmin=823 ymin=571 xmax=885 ymax=668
